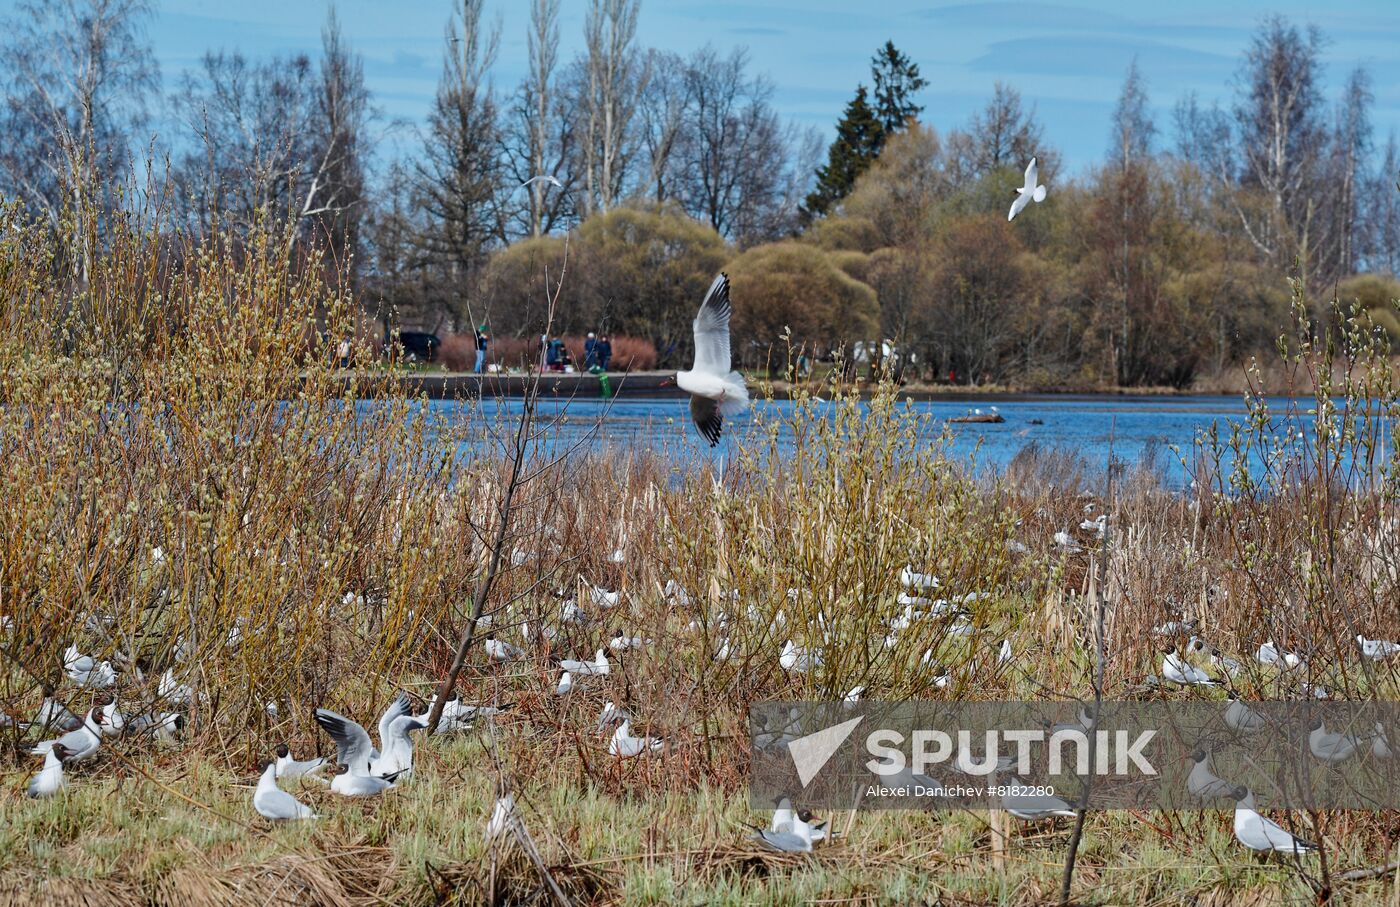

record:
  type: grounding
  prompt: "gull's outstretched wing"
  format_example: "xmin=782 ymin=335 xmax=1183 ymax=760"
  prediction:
xmin=1023 ymin=157 xmax=1038 ymax=190
xmin=1008 ymin=192 xmax=1032 ymax=222
xmin=314 ymin=709 xmax=374 ymax=774
xmin=690 ymin=396 xmax=723 ymax=447
xmin=692 ymin=273 xmax=732 ymax=376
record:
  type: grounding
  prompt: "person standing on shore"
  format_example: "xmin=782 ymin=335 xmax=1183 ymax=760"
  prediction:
xmin=584 ymin=332 xmax=598 ymax=369
xmin=474 ymin=326 xmax=489 ymax=373
xmin=598 ymin=335 xmax=613 ymax=372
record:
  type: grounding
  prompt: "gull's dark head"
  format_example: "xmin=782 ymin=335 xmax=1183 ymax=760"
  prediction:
xmin=51 ymin=743 xmax=71 ymax=761
xmin=658 ymin=375 xmax=677 ymax=389
xmin=333 ymin=763 xmax=351 ymax=776
xmin=275 ymin=743 xmax=290 ymax=759
xmin=1191 ymin=750 xmax=1206 ymax=763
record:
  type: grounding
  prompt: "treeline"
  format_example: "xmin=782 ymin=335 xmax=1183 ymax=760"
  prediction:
xmin=0 ymin=2 xmax=1397 ymax=387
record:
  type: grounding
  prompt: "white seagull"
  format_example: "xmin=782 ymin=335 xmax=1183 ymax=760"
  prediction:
xmin=254 ymin=760 xmax=318 ymax=820
xmin=484 ymin=636 xmax=525 ymax=663
xmin=899 ymin=565 xmax=940 ymax=590
xmin=329 ymin=762 xmax=404 ymax=797
xmin=519 ymin=174 xmax=563 ymax=190
xmin=485 ymin=789 xmax=518 ymax=840
xmin=1223 ymin=692 xmax=1266 ymax=734
xmin=31 ymin=707 xmax=104 ymax=762
xmin=1231 ymin=787 xmax=1316 ymax=854
xmin=753 ymin=808 xmax=821 ymax=852
xmin=314 ymin=693 xmax=426 ymax=776
xmin=560 ymin=649 xmax=610 ymax=677
xmin=1162 ymin=647 xmax=1216 ymax=686
xmin=671 ymin=272 xmax=749 ymax=446
xmin=608 ymin=719 xmax=663 ymax=758
xmin=31 ymin=686 xmax=82 ymax=732
xmin=1007 ymin=157 xmax=1048 ymax=221
xmin=555 ymin=671 xmax=574 ymax=696
xmin=26 ymin=744 xmax=71 ymax=798
xmin=275 ymin=743 xmax=327 ymax=780
xmin=779 ymin=640 xmax=820 ymax=673
xmin=1357 ymin=635 xmax=1400 ymax=660
xmin=1308 ymin=719 xmax=1363 ymax=764
xmin=63 ymin=645 xmax=116 ymax=689
xmin=1186 ymin=750 xmax=1235 ymax=800
xmin=1002 ymin=778 xmax=1077 ymax=820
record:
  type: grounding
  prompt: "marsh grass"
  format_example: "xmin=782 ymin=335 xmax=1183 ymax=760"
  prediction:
xmin=1 ymin=201 xmax=1399 ymax=904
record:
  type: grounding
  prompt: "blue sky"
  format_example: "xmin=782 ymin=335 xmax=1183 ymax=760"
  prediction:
xmin=29 ymin=0 xmax=1400 ymax=175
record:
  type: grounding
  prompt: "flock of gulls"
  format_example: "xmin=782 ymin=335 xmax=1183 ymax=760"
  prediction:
xmin=14 ymin=523 xmax=1398 ymax=864
xmin=7 ymin=169 xmax=1391 ymax=875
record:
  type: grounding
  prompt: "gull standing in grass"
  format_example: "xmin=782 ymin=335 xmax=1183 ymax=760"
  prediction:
xmin=899 ymin=565 xmax=939 ymax=590
xmin=1308 ymin=718 xmax=1363 ymax=764
xmin=31 ymin=707 xmax=103 ymax=762
xmin=554 ymin=671 xmax=574 ymax=696
xmin=560 ymin=649 xmax=610 ymax=677
xmin=484 ymin=635 xmax=525 ymax=663
xmin=275 ymin=743 xmax=327 ymax=779
xmin=608 ymin=719 xmax=663 ymax=758
xmin=30 ymin=685 xmax=81 ymax=732
xmin=753 ymin=808 xmax=821 ymax=852
xmin=667 ymin=272 xmax=749 ymax=446
xmin=26 ymin=743 xmax=70 ymax=798
xmin=158 ymin=669 xmax=194 ymax=706
xmin=1231 ymin=787 xmax=1316 ymax=854
xmin=64 ymin=645 xmax=116 ymax=689
xmin=1224 ymin=692 xmax=1266 ymax=734
xmin=1187 ymin=750 xmax=1235 ymax=800
xmin=314 ymin=692 xmax=425 ymax=776
xmin=329 ymin=763 xmax=405 ymax=797
xmin=254 ymin=760 xmax=318 ymax=820
xmin=1007 ymin=157 xmax=1047 ymax=221
xmin=779 ymin=640 xmax=820 ymax=673
xmin=1162 ymin=647 xmax=1216 ymax=686
xmin=1002 ymin=778 xmax=1077 ymax=820
xmin=1356 ymin=634 xmax=1400 ymax=659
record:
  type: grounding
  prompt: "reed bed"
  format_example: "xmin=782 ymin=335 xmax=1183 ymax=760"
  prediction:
xmin=1 ymin=204 xmax=1399 ymax=905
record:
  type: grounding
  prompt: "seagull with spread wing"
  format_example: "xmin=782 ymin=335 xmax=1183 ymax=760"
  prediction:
xmin=666 ymin=272 xmax=749 ymax=446
xmin=1008 ymin=157 xmax=1047 ymax=221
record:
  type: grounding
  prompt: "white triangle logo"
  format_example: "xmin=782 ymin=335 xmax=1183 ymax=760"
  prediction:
xmin=787 ymin=716 xmax=863 ymax=787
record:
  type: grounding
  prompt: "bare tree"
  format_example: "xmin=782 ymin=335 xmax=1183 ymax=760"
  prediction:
xmin=309 ymin=5 xmax=373 ymax=273
xmin=676 ymin=45 xmax=789 ymax=244
xmin=1232 ymin=16 xmax=1328 ymax=281
xmin=1362 ymin=133 xmax=1400 ymax=275
xmin=637 ymin=48 xmax=689 ymax=202
xmin=414 ymin=0 xmax=505 ymax=331
xmin=0 ymin=0 xmax=158 ymax=278
xmin=505 ymin=0 xmax=575 ymax=239
xmin=1325 ymin=68 xmax=1372 ymax=278
xmin=171 ymin=51 xmax=320 ymax=239
xmin=950 ymin=81 xmax=1054 ymax=182
xmin=580 ymin=0 xmax=645 ymax=215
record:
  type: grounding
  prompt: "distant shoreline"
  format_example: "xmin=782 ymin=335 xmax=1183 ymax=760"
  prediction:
xmin=341 ymin=370 xmax=1251 ymax=402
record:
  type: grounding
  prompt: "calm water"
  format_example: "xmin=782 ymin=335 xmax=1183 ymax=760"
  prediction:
xmin=419 ymin=394 xmax=1330 ymax=488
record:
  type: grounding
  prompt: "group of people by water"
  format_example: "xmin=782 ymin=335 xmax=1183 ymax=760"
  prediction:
xmin=538 ymin=332 xmax=613 ymax=373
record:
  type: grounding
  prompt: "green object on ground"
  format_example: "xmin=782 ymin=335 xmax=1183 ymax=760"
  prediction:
xmin=590 ymin=365 xmax=613 ymax=398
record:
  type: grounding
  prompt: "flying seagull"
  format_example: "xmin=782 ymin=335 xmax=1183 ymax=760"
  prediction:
xmin=1007 ymin=157 xmax=1047 ymax=222
xmin=669 ymin=272 xmax=750 ymax=446
xmin=520 ymin=174 xmax=563 ymax=190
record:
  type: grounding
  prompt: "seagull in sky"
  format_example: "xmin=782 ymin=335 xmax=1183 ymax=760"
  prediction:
xmin=1008 ymin=157 xmax=1047 ymax=221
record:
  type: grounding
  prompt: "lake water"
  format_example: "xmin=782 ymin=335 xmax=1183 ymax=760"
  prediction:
xmin=423 ymin=394 xmax=1323 ymax=489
